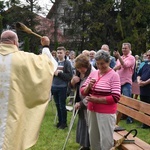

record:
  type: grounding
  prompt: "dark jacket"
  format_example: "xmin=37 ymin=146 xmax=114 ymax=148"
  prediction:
xmin=57 ymin=59 xmax=73 ymax=82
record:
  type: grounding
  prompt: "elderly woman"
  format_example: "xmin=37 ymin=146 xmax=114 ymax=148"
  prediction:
xmin=70 ymin=54 xmax=95 ymax=150
xmin=80 ymin=50 xmax=121 ymax=150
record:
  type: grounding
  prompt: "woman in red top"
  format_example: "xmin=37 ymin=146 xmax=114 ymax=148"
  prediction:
xmin=81 ymin=50 xmax=121 ymax=150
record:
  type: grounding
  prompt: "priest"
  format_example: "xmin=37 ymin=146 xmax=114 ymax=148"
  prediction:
xmin=0 ymin=30 xmax=57 ymax=150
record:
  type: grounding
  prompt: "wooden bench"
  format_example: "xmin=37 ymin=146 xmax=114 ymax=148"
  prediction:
xmin=113 ymin=95 xmax=150 ymax=150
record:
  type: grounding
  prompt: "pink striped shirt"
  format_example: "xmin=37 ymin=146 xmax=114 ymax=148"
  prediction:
xmin=80 ymin=69 xmax=121 ymax=114
xmin=115 ymin=54 xmax=135 ymax=85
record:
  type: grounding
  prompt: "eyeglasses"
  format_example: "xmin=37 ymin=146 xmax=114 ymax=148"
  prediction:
xmin=147 ymin=55 xmax=150 ymax=57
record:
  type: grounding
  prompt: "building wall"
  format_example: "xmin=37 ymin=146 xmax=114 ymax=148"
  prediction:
xmin=47 ymin=0 xmax=69 ymax=34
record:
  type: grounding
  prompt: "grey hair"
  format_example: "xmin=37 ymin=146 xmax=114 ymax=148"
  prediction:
xmin=0 ymin=30 xmax=18 ymax=44
xmin=122 ymin=43 xmax=131 ymax=50
xmin=69 ymin=50 xmax=75 ymax=55
xmin=95 ymin=50 xmax=110 ymax=63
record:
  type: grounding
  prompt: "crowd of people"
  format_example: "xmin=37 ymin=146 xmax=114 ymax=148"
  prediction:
xmin=0 ymin=29 xmax=150 ymax=150
xmin=52 ymin=43 xmax=150 ymax=150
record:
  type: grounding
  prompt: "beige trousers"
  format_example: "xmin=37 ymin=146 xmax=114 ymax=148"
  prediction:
xmin=87 ymin=111 xmax=116 ymax=150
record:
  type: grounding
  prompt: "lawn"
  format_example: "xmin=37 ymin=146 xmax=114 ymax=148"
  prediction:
xmin=28 ymin=100 xmax=79 ymax=150
xmin=28 ymin=100 xmax=150 ymax=150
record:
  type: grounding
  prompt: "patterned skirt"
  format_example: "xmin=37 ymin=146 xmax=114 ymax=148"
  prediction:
xmin=132 ymin=82 xmax=140 ymax=95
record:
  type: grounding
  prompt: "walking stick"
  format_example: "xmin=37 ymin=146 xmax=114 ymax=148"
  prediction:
xmin=62 ymin=109 xmax=79 ymax=150
xmin=69 ymin=90 xmax=77 ymax=130
xmin=69 ymin=106 xmax=76 ymax=130
xmin=16 ymin=22 xmax=42 ymax=38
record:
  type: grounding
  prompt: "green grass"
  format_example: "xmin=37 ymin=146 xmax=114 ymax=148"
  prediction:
xmin=28 ymin=100 xmax=79 ymax=150
xmin=28 ymin=100 xmax=150 ymax=150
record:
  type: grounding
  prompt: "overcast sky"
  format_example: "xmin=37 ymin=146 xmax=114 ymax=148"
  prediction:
xmin=22 ymin=0 xmax=53 ymax=17
xmin=34 ymin=0 xmax=53 ymax=17
xmin=3 ymin=0 xmax=53 ymax=17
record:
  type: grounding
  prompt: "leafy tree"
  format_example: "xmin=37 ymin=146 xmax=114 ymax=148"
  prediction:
xmin=0 ymin=1 xmax=6 ymax=13
xmin=23 ymin=37 xmax=30 ymax=52
xmin=0 ymin=0 xmax=6 ymax=33
xmin=4 ymin=0 xmax=21 ymax=8
xmin=0 ymin=15 xmax=3 ymax=33
xmin=62 ymin=0 xmax=150 ymax=54
xmin=62 ymin=0 xmax=92 ymax=51
xmin=2 ymin=0 xmax=42 ymax=53
xmin=115 ymin=0 xmax=150 ymax=54
xmin=26 ymin=0 xmax=41 ymax=12
xmin=64 ymin=0 xmax=117 ymax=51
xmin=49 ymin=0 xmax=59 ymax=50
xmin=87 ymin=0 xmax=116 ymax=50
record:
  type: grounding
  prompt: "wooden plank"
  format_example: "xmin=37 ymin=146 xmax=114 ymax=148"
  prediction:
xmin=117 ymin=103 xmax=150 ymax=126
xmin=120 ymin=144 xmax=144 ymax=150
xmin=114 ymin=131 xmax=124 ymax=140
xmin=116 ymin=112 xmax=123 ymax=125
xmin=113 ymin=132 xmax=143 ymax=150
xmin=119 ymin=95 xmax=150 ymax=115
xmin=115 ymin=95 xmax=150 ymax=149
xmin=117 ymin=130 xmax=150 ymax=150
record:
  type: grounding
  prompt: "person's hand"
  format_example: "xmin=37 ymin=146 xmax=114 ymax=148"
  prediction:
xmin=85 ymin=95 xmax=98 ymax=103
xmin=87 ymin=78 xmax=96 ymax=89
xmin=138 ymin=80 xmax=146 ymax=87
xmin=113 ymin=51 xmax=120 ymax=58
xmin=54 ymin=70 xmax=58 ymax=76
xmin=114 ymin=65 xmax=121 ymax=71
xmin=71 ymin=76 xmax=80 ymax=85
xmin=41 ymin=36 xmax=50 ymax=46
xmin=74 ymin=102 xmax=80 ymax=110
xmin=54 ymin=70 xmax=63 ymax=76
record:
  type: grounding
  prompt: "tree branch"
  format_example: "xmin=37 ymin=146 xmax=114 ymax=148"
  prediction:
xmin=50 ymin=0 xmax=55 ymax=4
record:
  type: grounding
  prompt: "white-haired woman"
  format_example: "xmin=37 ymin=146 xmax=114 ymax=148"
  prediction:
xmin=81 ymin=50 xmax=121 ymax=150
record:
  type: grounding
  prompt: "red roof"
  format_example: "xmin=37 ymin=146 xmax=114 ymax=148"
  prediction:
xmin=35 ymin=15 xmax=66 ymax=43
xmin=5 ymin=5 xmax=66 ymax=43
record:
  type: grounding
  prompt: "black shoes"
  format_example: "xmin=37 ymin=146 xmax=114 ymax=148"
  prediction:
xmin=126 ymin=117 xmax=133 ymax=124
xmin=56 ymin=122 xmax=61 ymax=128
xmin=79 ymin=147 xmax=90 ymax=150
xmin=56 ymin=123 xmax=67 ymax=129
xmin=59 ymin=123 xmax=68 ymax=129
xmin=141 ymin=124 xmax=150 ymax=129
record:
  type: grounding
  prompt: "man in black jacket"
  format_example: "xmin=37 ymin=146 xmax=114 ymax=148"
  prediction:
xmin=51 ymin=46 xmax=73 ymax=129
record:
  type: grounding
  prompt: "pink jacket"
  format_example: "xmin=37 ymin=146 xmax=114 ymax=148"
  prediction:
xmin=80 ymin=69 xmax=121 ymax=114
xmin=115 ymin=54 xmax=135 ymax=85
